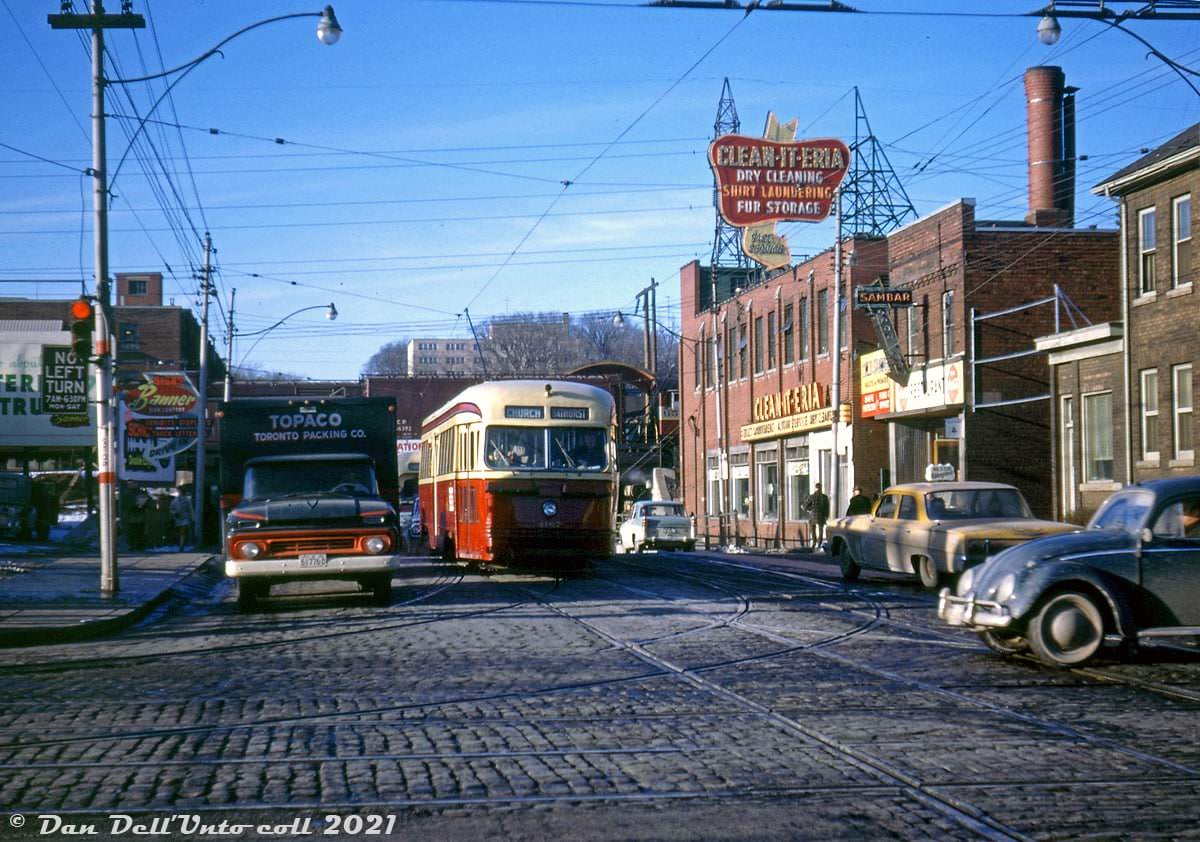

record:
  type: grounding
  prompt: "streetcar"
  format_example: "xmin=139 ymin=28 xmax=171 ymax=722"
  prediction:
xmin=397 ymin=446 xmax=420 ymax=533
xmin=418 ymin=379 xmax=616 ymax=567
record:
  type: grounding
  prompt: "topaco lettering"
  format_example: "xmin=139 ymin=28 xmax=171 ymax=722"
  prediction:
xmin=255 ymin=412 xmax=370 ymax=443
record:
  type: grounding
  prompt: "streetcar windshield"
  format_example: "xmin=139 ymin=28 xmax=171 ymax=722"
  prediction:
xmin=485 ymin=427 xmax=546 ymax=469
xmin=484 ymin=426 xmax=608 ymax=471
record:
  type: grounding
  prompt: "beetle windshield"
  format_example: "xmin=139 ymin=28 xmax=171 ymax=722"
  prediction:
xmin=1088 ymin=489 xmax=1154 ymax=532
xmin=924 ymin=488 xmax=1033 ymax=520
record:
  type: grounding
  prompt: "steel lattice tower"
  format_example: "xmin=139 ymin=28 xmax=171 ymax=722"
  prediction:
xmin=711 ymin=78 xmax=750 ymax=270
xmin=841 ymin=87 xmax=917 ymax=237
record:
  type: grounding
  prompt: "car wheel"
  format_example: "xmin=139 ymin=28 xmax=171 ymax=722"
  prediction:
xmin=979 ymin=629 xmax=1029 ymax=656
xmin=916 ymin=556 xmax=942 ymax=590
xmin=1028 ymin=590 xmax=1105 ymax=667
xmin=838 ymin=545 xmax=861 ymax=581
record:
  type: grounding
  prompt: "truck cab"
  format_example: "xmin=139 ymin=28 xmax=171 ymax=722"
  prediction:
xmin=218 ymin=397 xmax=401 ymax=610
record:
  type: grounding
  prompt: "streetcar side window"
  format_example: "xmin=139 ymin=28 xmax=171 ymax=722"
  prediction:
xmin=485 ymin=426 xmax=545 ymax=469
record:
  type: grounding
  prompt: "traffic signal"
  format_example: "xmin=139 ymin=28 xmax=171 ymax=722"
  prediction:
xmin=69 ymin=298 xmax=94 ymax=362
xmin=838 ymin=403 xmax=853 ymax=425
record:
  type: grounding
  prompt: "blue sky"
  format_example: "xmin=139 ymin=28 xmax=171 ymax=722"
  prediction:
xmin=2 ymin=0 xmax=1196 ymax=378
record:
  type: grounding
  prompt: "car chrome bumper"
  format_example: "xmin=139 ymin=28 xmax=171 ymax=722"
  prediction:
xmin=225 ymin=554 xmax=400 ymax=578
xmin=937 ymin=588 xmax=1013 ymax=629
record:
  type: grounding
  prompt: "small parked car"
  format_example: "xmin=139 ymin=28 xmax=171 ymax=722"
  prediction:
xmin=827 ymin=481 xmax=1076 ymax=590
xmin=619 ymin=500 xmax=696 ymax=553
xmin=939 ymin=477 xmax=1200 ymax=667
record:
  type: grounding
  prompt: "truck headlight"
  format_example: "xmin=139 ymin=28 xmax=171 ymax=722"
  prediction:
xmin=364 ymin=536 xmax=388 ymax=554
xmin=239 ymin=542 xmax=263 ymax=560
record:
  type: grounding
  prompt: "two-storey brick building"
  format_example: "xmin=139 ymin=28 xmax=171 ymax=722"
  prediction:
xmin=1038 ymin=123 xmax=1197 ymax=520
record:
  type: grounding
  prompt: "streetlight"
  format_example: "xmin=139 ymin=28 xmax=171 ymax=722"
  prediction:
xmin=225 ymin=303 xmax=339 ymax=395
xmin=49 ymin=3 xmax=342 ymax=594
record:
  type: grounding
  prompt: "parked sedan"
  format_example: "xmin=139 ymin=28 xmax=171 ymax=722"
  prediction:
xmin=827 ymin=481 xmax=1076 ymax=590
xmin=619 ymin=500 xmax=696 ymax=553
xmin=939 ymin=477 xmax=1200 ymax=667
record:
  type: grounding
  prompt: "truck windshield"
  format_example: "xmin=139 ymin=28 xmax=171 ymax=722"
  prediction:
xmin=243 ymin=461 xmax=378 ymax=500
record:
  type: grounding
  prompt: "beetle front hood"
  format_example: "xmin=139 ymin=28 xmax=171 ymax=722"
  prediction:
xmin=970 ymin=527 xmax=1135 ymax=587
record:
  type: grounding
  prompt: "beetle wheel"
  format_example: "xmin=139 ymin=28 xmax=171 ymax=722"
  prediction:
xmin=1028 ymin=590 xmax=1105 ymax=667
xmin=979 ymin=629 xmax=1029 ymax=656
xmin=838 ymin=545 xmax=861 ymax=581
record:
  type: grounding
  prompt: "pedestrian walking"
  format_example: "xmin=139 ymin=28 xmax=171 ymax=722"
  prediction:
xmin=169 ymin=488 xmax=193 ymax=551
xmin=124 ymin=487 xmax=150 ymax=552
xmin=846 ymin=486 xmax=873 ymax=516
xmin=805 ymin=483 xmax=830 ymax=550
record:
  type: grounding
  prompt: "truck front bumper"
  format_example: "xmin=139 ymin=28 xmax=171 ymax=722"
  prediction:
xmin=225 ymin=554 xmax=400 ymax=579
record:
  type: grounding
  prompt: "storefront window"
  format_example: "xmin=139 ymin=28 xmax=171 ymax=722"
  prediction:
xmin=731 ymin=451 xmax=750 ymax=516
xmin=786 ymin=438 xmax=809 ymax=521
xmin=756 ymin=448 xmax=778 ymax=520
xmin=706 ymin=454 xmax=721 ymax=515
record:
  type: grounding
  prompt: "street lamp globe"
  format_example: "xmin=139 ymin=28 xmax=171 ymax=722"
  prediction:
xmin=317 ymin=6 xmax=342 ymax=45
xmin=327 ymin=302 xmax=339 ymax=321
xmin=1037 ymin=14 xmax=1062 ymax=45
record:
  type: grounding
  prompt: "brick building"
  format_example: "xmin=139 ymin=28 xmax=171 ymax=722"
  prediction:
xmin=1038 ymin=122 xmax=1197 ymax=520
xmin=407 ymin=339 xmax=481 ymax=377
xmin=678 ymin=66 xmax=1121 ymax=542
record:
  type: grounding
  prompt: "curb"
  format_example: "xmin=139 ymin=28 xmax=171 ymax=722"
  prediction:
xmin=0 ymin=554 xmax=218 ymax=648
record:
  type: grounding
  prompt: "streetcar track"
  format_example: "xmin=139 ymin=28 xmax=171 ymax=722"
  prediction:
xmin=631 ymin=554 xmax=1200 ymax=778
xmin=521 ymin=580 xmax=1029 ymax=841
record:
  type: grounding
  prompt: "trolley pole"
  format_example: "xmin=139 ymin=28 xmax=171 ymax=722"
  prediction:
xmin=193 ymin=233 xmax=213 ymax=546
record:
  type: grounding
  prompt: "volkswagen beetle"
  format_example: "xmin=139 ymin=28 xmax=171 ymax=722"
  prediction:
xmin=938 ymin=477 xmax=1200 ymax=667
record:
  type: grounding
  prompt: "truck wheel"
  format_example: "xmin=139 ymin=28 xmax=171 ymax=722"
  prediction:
xmin=838 ymin=545 xmax=861 ymax=581
xmin=1028 ymin=590 xmax=1105 ymax=667
xmin=369 ymin=574 xmax=393 ymax=606
xmin=916 ymin=556 xmax=943 ymax=590
xmin=236 ymin=579 xmax=263 ymax=612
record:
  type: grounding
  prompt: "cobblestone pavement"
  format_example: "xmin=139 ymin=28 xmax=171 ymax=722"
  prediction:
xmin=2 ymin=553 xmax=1199 ymax=841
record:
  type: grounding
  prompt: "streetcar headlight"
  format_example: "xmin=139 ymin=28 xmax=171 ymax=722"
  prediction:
xmin=239 ymin=542 xmax=263 ymax=560
xmin=542 ymin=501 xmax=558 ymax=518
xmin=364 ymin=536 xmax=388 ymax=554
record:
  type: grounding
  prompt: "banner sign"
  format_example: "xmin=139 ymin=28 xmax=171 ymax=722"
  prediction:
xmin=893 ymin=360 xmax=964 ymax=414
xmin=0 ymin=336 xmax=95 ymax=447
xmin=709 ymin=113 xmax=850 ymax=270
xmin=855 ymin=287 xmax=913 ymax=308
xmin=859 ymin=350 xmax=893 ymax=419
xmin=118 ymin=372 xmax=200 ymax=481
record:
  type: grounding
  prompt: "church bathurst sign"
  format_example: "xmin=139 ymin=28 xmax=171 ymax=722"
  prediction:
xmin=709 ymin=113 xmax=851 ymax=270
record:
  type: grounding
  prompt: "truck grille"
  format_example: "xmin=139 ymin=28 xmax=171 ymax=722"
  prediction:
xmin=267 ymin=536 xmax=360 ymax=555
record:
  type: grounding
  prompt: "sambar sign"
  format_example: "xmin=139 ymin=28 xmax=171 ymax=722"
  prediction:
xmin=709 ymin=113 xmax=850 ymax=269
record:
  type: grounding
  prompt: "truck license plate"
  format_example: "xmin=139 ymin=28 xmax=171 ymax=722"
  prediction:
xmin=298 ymin=553 xmax=329 ymax=568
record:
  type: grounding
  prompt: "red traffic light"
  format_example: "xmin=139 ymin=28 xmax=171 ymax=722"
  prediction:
xmin=70 ymin=298 xmax=94 ymax=321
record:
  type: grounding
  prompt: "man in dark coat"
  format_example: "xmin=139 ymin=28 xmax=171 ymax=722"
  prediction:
xmin=846 ymin=486 xmax=873 ymax=516
xmin=806 ymin=483 xmax=830 ymax=550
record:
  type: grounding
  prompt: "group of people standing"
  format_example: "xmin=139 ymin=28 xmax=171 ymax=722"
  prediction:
xmin=120 ymin=484 xmax=193 ymax=552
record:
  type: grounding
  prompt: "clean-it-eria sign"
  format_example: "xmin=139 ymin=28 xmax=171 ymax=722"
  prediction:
xmin=709 ymin=113 xmax=850 ymax=269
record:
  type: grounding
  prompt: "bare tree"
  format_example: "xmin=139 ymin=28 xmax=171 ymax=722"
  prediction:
xmin=485 ymin=313 xmax=584 ymax=376
xmin=361 ymin=339 xmax=409 ymax=376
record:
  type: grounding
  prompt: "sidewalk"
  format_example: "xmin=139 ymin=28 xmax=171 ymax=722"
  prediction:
xmin=0 ymin=550 xmax=216 ymax=648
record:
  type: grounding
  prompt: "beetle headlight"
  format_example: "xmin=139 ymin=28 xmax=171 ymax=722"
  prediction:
xmin=993 ymin=573 xmax=1016 ymax=604
xmin=238 ymin=542 xmax=262 ymax=560
xmin=365 ymin=536 xmax=388 ymax=554
xmin=956 ymin=566 xmax=975 ymax=596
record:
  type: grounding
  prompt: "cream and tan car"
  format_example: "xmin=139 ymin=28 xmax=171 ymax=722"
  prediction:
xmin=826 ymin=481 xmax=1076 ymax=590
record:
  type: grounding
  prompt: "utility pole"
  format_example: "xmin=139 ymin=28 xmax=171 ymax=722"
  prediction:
xmin=223 ymin=287 xmax=236 ymax=402
xmin=193 ymin=232 xmax=213 ymax=546
xmin=50 ymin=1 xmax=147 ymax=596
xmin=829 ymin=190 xmax=843 ymax=517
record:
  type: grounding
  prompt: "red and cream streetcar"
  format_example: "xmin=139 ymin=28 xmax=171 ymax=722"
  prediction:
xmin=418 ymin=379 xmax=616 ymax=567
